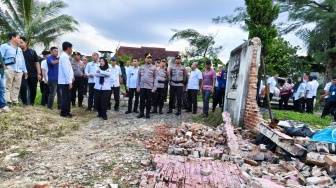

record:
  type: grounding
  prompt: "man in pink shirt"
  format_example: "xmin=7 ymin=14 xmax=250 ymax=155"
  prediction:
xmin=200 ymin=60 xmax=216 ymax=117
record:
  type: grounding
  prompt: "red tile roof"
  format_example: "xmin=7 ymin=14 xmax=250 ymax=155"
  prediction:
xmin=116 ymin=46 xmax=179 ymax=60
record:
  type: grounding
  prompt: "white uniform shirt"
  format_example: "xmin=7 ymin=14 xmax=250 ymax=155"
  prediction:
xmin=41 ymin=59 xmax=48 ymax=82
xmin=58 ymin=52 xmax=74 ymax=84
xmin=312 ymin=80 xmax=319 ymax=97
xmin=109 ymin=65 xmax=121 ymax=87
xmin=127 ymin=66 xmax=139 ymax=89
xmin=187 ymin=68 xmax=203 ymax=90
xmin=324 ymin=82 xmax=332 ymax=99
xmin=305 ymin=81 xmax=314 ymax=98
xmin=267 ymin=77 xmax=277 ymax=94
xmin=94 ymin=68 xmax=112 ymax=90
xmin=85 ymin=61 xmax=99 ymax=83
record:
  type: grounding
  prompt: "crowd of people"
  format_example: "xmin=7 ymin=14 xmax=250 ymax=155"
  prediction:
xmin=261 ymin=72 xmax=336 ymax=121
xmin=0 ymin=32 xmax=228 ymax=120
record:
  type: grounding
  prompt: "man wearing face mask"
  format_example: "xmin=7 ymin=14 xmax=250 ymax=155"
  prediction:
xmin=167 ymin=55 xmax=186 ymax=115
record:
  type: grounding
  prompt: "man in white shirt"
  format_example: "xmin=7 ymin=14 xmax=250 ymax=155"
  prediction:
xmin=58 ymin=42 xmax=74 ymax=118
xmin=262 ymin=73 xmax=278 ymax=108
xmin=186 ymin=62 xmax=203 ymax=114
xmin=84 ymin=52 xmax=99 ymax=111
xmin=40 ymin=50 xmax=51 ymax=106
xmin=108 ymin=56 xmax=122 ymax=111
xmin=305 ymin=76 xmax=315 ymax=114
xmin=125 ymin=58 xmax=140 ymax=114
xmin=321 ymin=80 xmax=332 ymax=103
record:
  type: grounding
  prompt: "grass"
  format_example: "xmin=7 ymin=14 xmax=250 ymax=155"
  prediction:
xmin=263 ymin=109 xmax=333 ymax=129
xmin=0 ymin=101 xmax=95 ymax=151
xmin=191 ymin=109 xmax=223 ymax=127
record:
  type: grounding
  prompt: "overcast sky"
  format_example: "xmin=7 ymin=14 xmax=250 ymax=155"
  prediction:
xmin=40 ymin=0 xmax=306 ymax=62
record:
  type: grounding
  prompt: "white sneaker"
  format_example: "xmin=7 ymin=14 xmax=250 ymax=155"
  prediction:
xmin=1 ymin=106 xmax=12 ymax=113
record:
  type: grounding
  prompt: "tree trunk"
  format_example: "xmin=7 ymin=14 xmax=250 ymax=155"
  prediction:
xmin=325 ymin=30 xmax=336 ymax=85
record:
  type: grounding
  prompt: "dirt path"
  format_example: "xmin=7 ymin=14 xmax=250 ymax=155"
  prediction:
xmin=0 ymin=106 xmax=196 ymax=188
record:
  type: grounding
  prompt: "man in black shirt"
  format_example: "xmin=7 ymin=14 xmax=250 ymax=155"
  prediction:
xmin=19 ymin=36 xmax=41 ymax=105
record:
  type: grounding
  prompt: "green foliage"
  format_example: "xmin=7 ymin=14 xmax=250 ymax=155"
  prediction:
xmin=115 ymin=53 xmax=145 ymax=66
xmin=0 ymin=0 xmax=78 ymax=48
xmin=169 ymin=29 xmax=223 ymax=58
xmin=183 ymin=56 xmax=224 ymax=72
xmin=276 ymin=0 xmax=336 ymax=82
xmin=264 ymin=110 xmax=333 ymax=129
xmin=266 ymin=37 xmax=306 ymax=77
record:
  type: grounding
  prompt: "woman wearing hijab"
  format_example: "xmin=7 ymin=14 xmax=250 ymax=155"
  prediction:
xmin=279 ymin=78 xmax=294 ymax=110
xmin=292 ymin=77 xmax=305 ymax=112
xmin=94 ymin=57 xmax=111 ymax=120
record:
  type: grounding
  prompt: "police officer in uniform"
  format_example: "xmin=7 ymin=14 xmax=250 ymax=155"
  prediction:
xmin=71 ymin=51 xmax=85 ymax=107
xmin=168 ymin=55 xmax=186 ymax=115
xmin=151 ymin=58 xmax=168 ymax=114
xmin=136 ymin=53 xmax=158 ymax=119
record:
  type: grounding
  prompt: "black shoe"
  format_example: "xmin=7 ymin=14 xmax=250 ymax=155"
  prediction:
xmin=159 ymin=108 xmax=163 ymax=114
xmin=167 ymin=109 xmax=173 ymax=114
xmin=68 ymin=114 xmax=74 ymax=118
xmin=94 ymin=109 xmax=97 ymax=112
xmin=48 ymin=107 xmax=53 ymax=110
xmin=185 ymin=109 xmax=192 ymax=113
xmin=175 ymin=111 xmax=181 ymax=116
xmin=212 ymin=108 xmax=215 ymax=112
xmin=115 ymin=108 xmax=119 ymax=112
xmin=146 ymin=115 xmax=150 ymax=119
xmin=78 ymin=104 xmax=83 ymax=107
xmin=200 ymin=114 xmax=208 ymax=118
xmin=97 ymin=114 xmax=102 ymax=118
xmin=86 ymin=108 xmax=91 ymax=111
xmin=72 ymin=104 xmax=76 ymax=107
xmin=60 ymin=114 xmax=73 ymax=118
xmin=192 ymin=111 xmax=197 ymax=114
xmin=125 ymin=111 xmax=131 ymax=114
xmin=137 ymin=114 xmax=144 ymax=118
xmin=102 ymin=116 xmax=108 ymax=120
xmin=133 ymin=110 xmax=139 ymax=113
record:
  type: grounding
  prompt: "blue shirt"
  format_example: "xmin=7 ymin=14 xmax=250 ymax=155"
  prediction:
xmin=127 ymin=66 xmax=139 ymax=89
xmin=47 ymin=55 xmax=59 ymax=81
xmin=216 ymin=70 xmax=227 ymax=91
xmin=85 ymin=61 xmax=99 ymax=83
xmin=329 ymin=84 xmax=336 ymax=102
xmin=0 ymin=42 xmax=27 ymax=73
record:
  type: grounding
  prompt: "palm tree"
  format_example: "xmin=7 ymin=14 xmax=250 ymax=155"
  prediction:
xmin=0 ymin=0 xmax=78 ymax=48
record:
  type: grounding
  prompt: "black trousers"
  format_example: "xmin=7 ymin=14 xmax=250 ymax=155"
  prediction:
xmin=127 ymin=88 xmax=139 ymax=112
xmin=108 ymin=86 xmax=120 ymax=110
xmin=213 ymin=89 xmax=225 ymax=109
xmin=71 ymin=76 xmax=84 ymax=106
xmin=95 ymin=89 xmax=111 ymax=118
xmin=154 ymin=88 xmax=166 ymax=109
xmin=322 ymin=101 xmax=336 ymax=120
xmin=41 ymin=82 xmax=50 ymax=106
xmin=262 ymin=93 xmax=274 ymax=108
xmin=83 ymin=78 xmax=88 ymax=95
xmin=169 ymin=85 xmax=183 ymax=109
xmin=279 ymin=94 xmax=291 ymax=110
xmin=306 ymin=98 xmax=313 ymax=113
xmin=60 ymin=84 xmax=71 ymax=116
xmin=88 ymin=83 xmax=95 ymax=109
xmin=187 ymin=89 xmax=198 ymax=113
xmin=294 ymin=98 xmax=304 ymax=112
xmin=20 ymin=76 xmax=38 ymax=105
xmin=140 ymin=88 xmax=153 ymax=115
xmin=39 ymin=81 xmax=44 ymax=95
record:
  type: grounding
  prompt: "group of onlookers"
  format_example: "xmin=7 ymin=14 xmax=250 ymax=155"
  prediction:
xmin=0 ymin=31 xmax=227 ymax=120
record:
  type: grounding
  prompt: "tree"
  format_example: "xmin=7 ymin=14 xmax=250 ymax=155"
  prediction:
xmin=214 ymin=0 xmax=280 ymax=119
xmin=169 ymin=29 xmax=223 ymax=58
xmin=276 ymin=0 xmax=336 ymax=83
xmin=266 ymin=37 xmax=300 ymax=77
xmin=0 ymin=0 xmax=78 ymax=48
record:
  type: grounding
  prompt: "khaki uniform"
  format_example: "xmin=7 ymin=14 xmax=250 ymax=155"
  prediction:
xmin=169 ymin=65 xmax=186 ymax=112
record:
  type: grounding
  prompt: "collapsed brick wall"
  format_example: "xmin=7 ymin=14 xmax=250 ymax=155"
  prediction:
xmin=244 ymin=46 xmax=263 ymax=130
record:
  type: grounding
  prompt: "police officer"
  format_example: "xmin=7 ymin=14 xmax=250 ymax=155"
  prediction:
xmin=136 ymin=53 xmax=158 ymax=119
xmin=168 ymin=55 xmax=186 ymax=115
xmin=151 ymin=58 xmax=168 ymax=114
xmin=71 ymin=51 xmax=85 ymax=107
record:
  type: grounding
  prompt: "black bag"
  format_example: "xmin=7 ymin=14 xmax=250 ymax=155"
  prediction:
xmin=4 ymin=43 xmax=18 ymax=65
